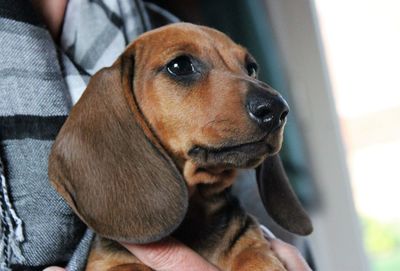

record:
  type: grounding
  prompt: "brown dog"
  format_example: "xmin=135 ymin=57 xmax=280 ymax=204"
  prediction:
xmin=48 ymin=23 xmax=312 ymax=271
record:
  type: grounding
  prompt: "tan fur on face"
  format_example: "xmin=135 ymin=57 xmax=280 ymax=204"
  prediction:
xmin=130 ymin=24 xmax=284 ymax=188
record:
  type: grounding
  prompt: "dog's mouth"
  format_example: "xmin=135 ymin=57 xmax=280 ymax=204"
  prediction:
xmin=188 ymin=135 xmax=274 ymax=169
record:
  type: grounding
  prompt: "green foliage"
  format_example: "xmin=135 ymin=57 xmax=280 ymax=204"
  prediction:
xmin=372 ymin=252 xmax=400 ymax=271
xmin=362 ymin=217 xmax=400 ymax=271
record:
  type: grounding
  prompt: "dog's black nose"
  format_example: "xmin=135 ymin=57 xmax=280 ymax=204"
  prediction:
xmin=246 ymin=89 xmax=289 ymax=132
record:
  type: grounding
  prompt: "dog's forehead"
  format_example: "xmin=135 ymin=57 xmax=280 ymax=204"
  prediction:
xmin=133 ymin=23 xmax=247 ymax=59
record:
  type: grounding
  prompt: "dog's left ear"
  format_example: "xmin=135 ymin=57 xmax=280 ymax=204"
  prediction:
xmin=256 ymin=155 xmax=313 ymax=235
xmin=48 ymin=49 xmax=188 ymax=244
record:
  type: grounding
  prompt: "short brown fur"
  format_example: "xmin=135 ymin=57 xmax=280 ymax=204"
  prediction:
xmin=48 ymin=23 xmax=312 ymax=271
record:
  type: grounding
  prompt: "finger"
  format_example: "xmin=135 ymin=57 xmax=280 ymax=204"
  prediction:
xmin=122 ymin=238 xmax=220 ymax=271
xmin=42 ymin=267 xmax=65 ymax=271
xmin=270 ymin=239 xmax=312 ymax=271
xmin=260 ymin=224 xmax=276 ymax=240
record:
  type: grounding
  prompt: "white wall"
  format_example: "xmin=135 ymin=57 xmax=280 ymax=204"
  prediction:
xmin=263 ymin=0 xmax=370 ymax=270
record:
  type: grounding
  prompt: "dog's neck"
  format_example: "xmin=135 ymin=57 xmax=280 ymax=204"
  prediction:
xmin=187 ymin=170 xmax=237 ymax=197
xmin=169 ymin=152 xmax=239 ymax=196
xmin=171 ymin=183 xmax=252 ymax=264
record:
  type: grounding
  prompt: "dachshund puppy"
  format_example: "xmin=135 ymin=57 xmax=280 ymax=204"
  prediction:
xmin=49 ymin=23 xmax=312 ymax=271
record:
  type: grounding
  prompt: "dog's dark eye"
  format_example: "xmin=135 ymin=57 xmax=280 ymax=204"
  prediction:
xmin=246 ymin=63 xmax=258 ymax=78
xmin=167 ymin=56 xmax=195 ymax=76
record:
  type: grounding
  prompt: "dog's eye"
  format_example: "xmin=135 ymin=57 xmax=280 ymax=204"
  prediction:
xmin=246 ymin=63 xmax=258 ymax=78
xmin=167 ymin=56 xmax=195 ymax=76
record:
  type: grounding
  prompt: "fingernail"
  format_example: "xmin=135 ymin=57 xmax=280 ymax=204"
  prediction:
xmin=260 ymin=224 xmax=276 ymax=240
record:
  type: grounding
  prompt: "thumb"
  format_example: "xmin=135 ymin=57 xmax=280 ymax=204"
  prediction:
xmin=270 ymin=239 xmax=312 ymax=271
xmin=121 ymin=238 xmax=220 ymax=271
xmin=43 ymin=267 xmax=65 ymax=271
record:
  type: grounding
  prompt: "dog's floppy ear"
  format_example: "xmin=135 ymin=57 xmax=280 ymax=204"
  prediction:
xmin=256 ymin=155 xmax=313 ymax=235
xmin=48 ymin=52 xmax=188 ymax=244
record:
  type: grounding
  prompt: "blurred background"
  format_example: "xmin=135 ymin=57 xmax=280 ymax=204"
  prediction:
xmin=316 ymin=1 xmax=400 ymax=270
xmin=149 ymin=0 xmax=399 ymax=270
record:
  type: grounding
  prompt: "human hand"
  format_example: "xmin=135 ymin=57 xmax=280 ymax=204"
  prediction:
xmin=261 ymin=225 xmax=312 ymax=271
xmin=122 ymin=237 xmax=220 ymax=271
xmin=42 ymin=238 xmax=220 ymax=271
xmin=270 ymin=239 xmax=312 ymax=271
xmin=44 ymin=227 xmax=310 ymax=271
xmin=43 ymin=238 xmax=219 ymax=271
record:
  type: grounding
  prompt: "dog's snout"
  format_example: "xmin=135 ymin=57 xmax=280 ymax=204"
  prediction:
xmin=246 ymin=89 xmax=289 ymax=132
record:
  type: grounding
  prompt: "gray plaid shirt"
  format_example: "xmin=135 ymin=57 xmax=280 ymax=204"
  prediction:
xmin=0 ymin=0 xmax=177 ymax=270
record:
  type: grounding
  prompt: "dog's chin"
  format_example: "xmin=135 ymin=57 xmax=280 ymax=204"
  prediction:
xmin=182 ymin=136 xmax=282 ymax=190
xmin=188 ymin=135 xmax=282 ymax=169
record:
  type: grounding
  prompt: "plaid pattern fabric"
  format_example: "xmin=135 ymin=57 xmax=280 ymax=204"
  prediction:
xmin=0 ymin=0 xmax=178 ymax=270
xmin=0 ymin=1 xmax=80 ymax=270
xmin=61 ymin=0 xmax=178 ymax=104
